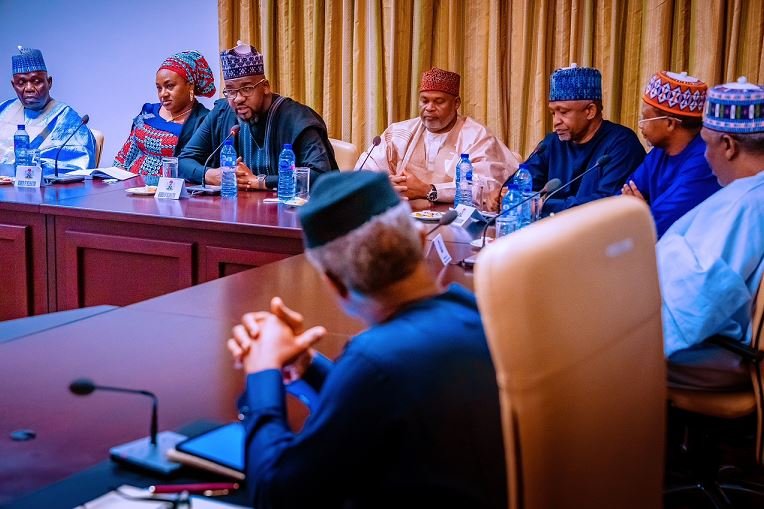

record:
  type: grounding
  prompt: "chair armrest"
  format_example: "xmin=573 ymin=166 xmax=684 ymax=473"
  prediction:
xmin=709 ymin=335 xmax=764 ymax=363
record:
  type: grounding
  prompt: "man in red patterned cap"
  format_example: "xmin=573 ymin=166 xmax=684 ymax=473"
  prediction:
xmin=621 ymin=71 xmax=721 ymax=238
xmin=356 ymin=67 xmax=518 ymax=210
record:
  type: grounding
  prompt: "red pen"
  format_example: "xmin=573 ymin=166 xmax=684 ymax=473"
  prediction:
xmin=148 ymin=482 xmax=240 ymax=494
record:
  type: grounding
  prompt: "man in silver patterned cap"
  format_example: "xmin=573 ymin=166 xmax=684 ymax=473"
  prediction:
xmin=179 ymin=41 xmax=337 ymax=191
xmin=659 ymin=77 xmax=764 ymax=390
xmin=0 ymin=46 xmax=95 ymax=171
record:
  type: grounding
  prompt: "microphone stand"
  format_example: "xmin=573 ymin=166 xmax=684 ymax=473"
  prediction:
xmin=69 ymin=379 xmax=185 ymax=474
xmin=356 ymin=136 xmax=381 ymax=170
xmin=45 ymin=119 xmax=89 ymax=184
xmin=187 ymin=126 xmax=240 ymax=194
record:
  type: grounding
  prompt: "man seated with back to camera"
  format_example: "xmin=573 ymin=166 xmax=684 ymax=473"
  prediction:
xmin=356 ymin=67 xmax=518 ymax=211
xmin=658 ymin=77 xmax=764 ymax=390
xmin=179 ymin=41 xmax=337 ymax=191
xmin=227 ymin=171 xmax=507 ymax=508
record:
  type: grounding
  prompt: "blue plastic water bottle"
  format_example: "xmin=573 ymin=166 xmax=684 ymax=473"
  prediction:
xmin=220 ymin=139 xmax=238 ymax=199
xmin=278 ymin=144 xmax=296 ymax=202
xmin=13 ymin=124 xmax=29 ymax=170
xmin=513 ymin=164 xmax=533 ymax=227
xmin=454 ymin=154 xmax=473 ymax=207
xmin=496 ymin=183 xmax=522 ymax=238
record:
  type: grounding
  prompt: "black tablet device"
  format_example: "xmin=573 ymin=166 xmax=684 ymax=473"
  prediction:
xmin=175 ymin=422 xmax=245 ymax=472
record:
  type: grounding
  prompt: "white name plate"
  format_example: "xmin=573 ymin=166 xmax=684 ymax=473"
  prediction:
xmin=155 ymin=177 xmax=188 ymax=200
xmin=14 ymin=165 xmax=42 ymax=188
xmin=432 ymin=233 xmax=452 ymax=266
xmin=452 ymin=204 xmax=478 ymax=228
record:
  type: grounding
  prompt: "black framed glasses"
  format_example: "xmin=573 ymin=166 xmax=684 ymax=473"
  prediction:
xmin=223 ymin=78 xmax=267 ymax=99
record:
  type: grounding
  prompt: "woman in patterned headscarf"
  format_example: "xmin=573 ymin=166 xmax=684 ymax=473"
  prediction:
xmin=114 ymin=50 xmax=216 ymax=184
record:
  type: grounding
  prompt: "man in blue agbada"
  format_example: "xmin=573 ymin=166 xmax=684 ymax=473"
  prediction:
xmin=524 ymin=64 xmax=645 ymax=215
xmin=621 ymin=71 xmax=720 ymax=238
xmin=0 ymin=47 xmax=95 ymax=172
xmin=226 ymin=171 xmax=506 ymax=508
xmin=659 ymin=77 xmax=764 ymax=389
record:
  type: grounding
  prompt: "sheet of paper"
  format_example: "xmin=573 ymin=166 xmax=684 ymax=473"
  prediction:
xmin=75 ymin=485 xmax=249 ymax=509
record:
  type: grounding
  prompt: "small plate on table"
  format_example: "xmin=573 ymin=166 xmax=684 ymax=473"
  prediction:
xmin=125 ymin=186 xmax=157 ymax=196
xmin=0 ymin=176 xmax=14 ymax=185
xmin=283 ymin=197 xmax=308 ymax=207
xmin=411 ymin=210 xmax=443 ymax=222
xmin=470 ymin=237 xmax=494 ymax=248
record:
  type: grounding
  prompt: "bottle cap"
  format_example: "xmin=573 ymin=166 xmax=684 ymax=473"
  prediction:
xmin=17 ymin=124 xmax=24 ymax=130
xmin=284 ymin=143 xmax=293 ymax=150
xmin=460 ymin=153 xmax=469 ymax=159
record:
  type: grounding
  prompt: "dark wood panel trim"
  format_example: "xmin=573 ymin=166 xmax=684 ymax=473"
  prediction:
xmin=60 ymin=230 xmax=193 ymax=309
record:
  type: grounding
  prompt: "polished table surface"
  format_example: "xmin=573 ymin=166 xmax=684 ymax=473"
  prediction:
xmin=0 ymin=227 xmax=479 ymax=505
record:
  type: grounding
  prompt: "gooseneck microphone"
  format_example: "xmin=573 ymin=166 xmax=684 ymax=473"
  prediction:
xmin=425 ymin=208 xmax=459 ymax=236
xmin=479 ymin=178 xmax=562 ymax=247
xmin=201 ymin=125 xmax=241 ymax=188
xmin=356 ymin=135 xmax=382 ymax=170
xmin=69 ymin=378 xmax=158 ymax=445
xmin=68 ymin=377 xmax=185 ymax=474
xmin=542 ymin=154 xmax=611 ymax=205
xmin=46 ymin=114 xmax=89 ymax=184
xmin=498 ymin=142 xmax=547 ymax=191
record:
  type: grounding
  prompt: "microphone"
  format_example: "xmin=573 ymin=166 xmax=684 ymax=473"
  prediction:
xmin=356 ymin=135 xmax=382 ymax=170
xmin=45 ymin=114 xmax=89 ymax=184
xmin=542 ymin=154 xmax=611 ymax=205
xmin=498 ymin=142 xmax=546 ymax=191
xmin=425 ymin=209 xmax=459 ymax=236
xmin=188 ymin=125 xmax=240 ymax=193
xmin=478 ymin=178 xmax=561 ymax=248
xmin=69 ymin=377 xmax=185 ymax=474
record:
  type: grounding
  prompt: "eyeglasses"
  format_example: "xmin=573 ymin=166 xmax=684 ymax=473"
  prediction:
xmin=638 ymin=115 xmax=682 ymax=126
xmin=223 ymin=78 xmax=267 ymax=99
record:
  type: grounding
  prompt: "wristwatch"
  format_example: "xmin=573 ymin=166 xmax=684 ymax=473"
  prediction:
xmin=426 ymin=185 xmax=438 ymax=202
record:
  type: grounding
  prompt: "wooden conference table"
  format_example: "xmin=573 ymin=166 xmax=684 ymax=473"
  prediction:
xmin=0 ymin=187 xmax=480 ymax=506
xmin=0 ymin=176 xmax=304 ymax=321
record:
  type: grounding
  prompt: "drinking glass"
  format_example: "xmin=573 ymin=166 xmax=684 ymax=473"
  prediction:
xmin=295 ymin=167 xmax=310 ymax=200
xmin=161 ymin=157 xmax=179 ymax=179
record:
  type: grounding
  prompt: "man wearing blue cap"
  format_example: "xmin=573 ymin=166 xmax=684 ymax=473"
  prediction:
xmin=658 ymin=77 xmax=764 ymax=389
xmin=524 ymin=64 xmax=645 ymax=214
xmin=226 ymin=171 xmax=506 ymax=508
xmin=0 ymin=46 xmax=95 ymax=172
xmin=179 ymin=41 xmax=337 ymax=190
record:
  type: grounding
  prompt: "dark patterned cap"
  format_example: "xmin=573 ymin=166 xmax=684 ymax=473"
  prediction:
xmin=549 ymin=63 xmax=602 ymax=102
xmin=220 ymin=41 xmax=264 ymax=80
xmin=299 ymin=171 xmax=401 ymax=248
xmin=12 ymin=46 xmax=46 ymax=75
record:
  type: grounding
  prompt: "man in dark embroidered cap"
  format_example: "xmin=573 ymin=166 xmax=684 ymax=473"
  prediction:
xmin=524 ymin=64 xmax=645 ymax=215
xmin=357 ymin=67 xmax=518 ymax=211
xmin=226 ymin=171 xmax=507 ymax=508
xmin=0 ymin=46 xmax=95 ymax=171
xmin=179 ymin=41 xmax=337 ymax=191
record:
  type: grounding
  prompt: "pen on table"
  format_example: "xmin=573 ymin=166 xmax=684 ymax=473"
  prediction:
xmin=148 ymin=482 xmax=240 ymax=494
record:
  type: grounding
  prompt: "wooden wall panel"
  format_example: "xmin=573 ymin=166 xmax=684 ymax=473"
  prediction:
xmin=59 ymin=231 xmax=193 ymax=310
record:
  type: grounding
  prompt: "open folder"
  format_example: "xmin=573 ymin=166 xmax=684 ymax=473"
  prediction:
xmin=66 ymin=167 xmax=138 ymax=181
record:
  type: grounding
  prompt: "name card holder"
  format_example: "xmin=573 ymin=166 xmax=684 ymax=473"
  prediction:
xmin=431 ymin=233 xmax=452 ymax=266
xmin=155 ymin=177 xmax=188 ymax=200
xmin=452 ymin=204 xmax=483 ymax=228
xmin=14 ymin=165 xmax=42 ymax=188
